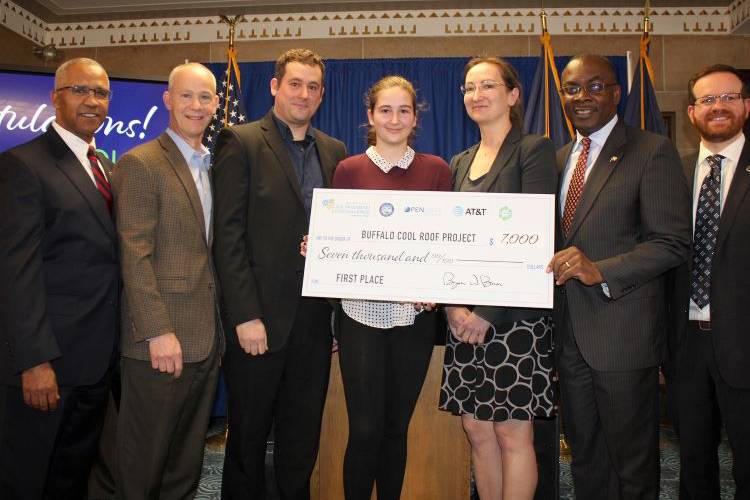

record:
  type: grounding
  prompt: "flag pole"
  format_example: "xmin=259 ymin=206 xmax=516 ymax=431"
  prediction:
xmin=639 ymin=0 xmax=652 ymax=129
xmin=219 ymin=16 xmax=240 ymax=127
xmin=538 ymin=9 xmax=574 ymax=141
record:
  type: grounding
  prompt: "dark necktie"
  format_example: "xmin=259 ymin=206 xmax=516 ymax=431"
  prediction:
xmin=561 ymin=137 xmax=591 ymax=236
xmin=690 ymin=154 xmax=724 ymax=309
xmin=87 ymin=146 xmax=112 ymax=214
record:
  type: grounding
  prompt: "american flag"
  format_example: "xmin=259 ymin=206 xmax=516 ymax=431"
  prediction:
xmin=203 ymin=46 xmax=247 ymax=152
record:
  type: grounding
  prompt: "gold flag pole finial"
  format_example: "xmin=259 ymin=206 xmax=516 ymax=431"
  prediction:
xmin=220 ymin=15 xmax=239 ymax=49
xmin=540 ymin=9 xmax=548 ymax=34
xmin=643 ymin=0 xmax=651 ymax=34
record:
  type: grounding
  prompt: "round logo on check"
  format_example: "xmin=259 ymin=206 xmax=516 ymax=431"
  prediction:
xmin=379 ymin=203 xmax=395 ymax=217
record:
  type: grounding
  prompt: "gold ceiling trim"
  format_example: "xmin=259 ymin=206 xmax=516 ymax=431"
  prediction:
xmin=1 ymin=0 xmax=737 ymax=49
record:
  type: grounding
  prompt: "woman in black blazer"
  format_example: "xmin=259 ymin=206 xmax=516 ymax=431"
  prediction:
xmin=438 ymin=57 xmax=557 ymax=500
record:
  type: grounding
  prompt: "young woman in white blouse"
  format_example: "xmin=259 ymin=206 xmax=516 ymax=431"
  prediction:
xmin=306 ymin=75 xmax=451 ymax=500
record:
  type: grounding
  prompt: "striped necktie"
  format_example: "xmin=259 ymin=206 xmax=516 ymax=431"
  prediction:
xmin=87 ymin=146 xmax=112 ymax=214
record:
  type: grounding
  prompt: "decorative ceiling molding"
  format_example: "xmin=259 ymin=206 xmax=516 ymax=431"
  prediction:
xmin=1 ymin=1 xmax=739 ymax=49
xmin=730 ymin=0 xmax=750 ymax=32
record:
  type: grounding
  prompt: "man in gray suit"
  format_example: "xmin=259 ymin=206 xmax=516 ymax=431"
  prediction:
xmin=547 ymin=54 xmax=692 ymax=499
xmin=113 ymin=62 xmax=221 ymax=499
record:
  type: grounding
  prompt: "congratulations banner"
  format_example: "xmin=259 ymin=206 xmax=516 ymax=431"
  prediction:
xmin=0 ymin=69 xmax=169 ymax=160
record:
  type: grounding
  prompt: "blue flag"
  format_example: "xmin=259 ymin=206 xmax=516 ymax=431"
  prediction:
xmin=623 ymin=33 xmax=667 ymax=136
xmin=203 ymin=46 xmax=248 ymax=152
xmin=524 ymin=32 xmax=574 ymax=149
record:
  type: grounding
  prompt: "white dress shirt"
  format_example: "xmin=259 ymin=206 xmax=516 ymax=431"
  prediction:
xmin=165 ymin=128 xmax=212 ymax=241
xmin=51 ymin=121 xmax=105 ymax=186
xmin=688 ymin=132 xmax=746 ymax=321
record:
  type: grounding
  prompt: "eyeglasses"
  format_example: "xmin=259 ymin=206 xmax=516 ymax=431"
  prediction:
xmin=460 ymin=80 xmax=507 ymax=96
xmin=56 ymin=85 xmax=112 ymax=100
xmin=693 ymin=92 xmax=744 ymax=107
xmin=560 ymin=81 xmax=618 ymax=97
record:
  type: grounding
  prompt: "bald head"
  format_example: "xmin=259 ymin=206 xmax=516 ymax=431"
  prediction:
xmin=167 ymin=63 xmax=217 ymax=93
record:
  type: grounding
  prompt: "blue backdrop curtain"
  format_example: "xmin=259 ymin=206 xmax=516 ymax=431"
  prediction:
xmin=205 ymin=55 xmax=627 ymax=162
xmin=205 ymin=54 xmax=627 ymax=418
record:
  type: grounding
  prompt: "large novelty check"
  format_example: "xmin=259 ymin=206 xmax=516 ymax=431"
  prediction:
xmin=302 ymin=189 xmax=555 ymax=308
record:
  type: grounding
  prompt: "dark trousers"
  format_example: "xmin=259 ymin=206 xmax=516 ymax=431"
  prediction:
xmin=116 ymin=339 xmax=219 ymax=500
xmin=533 ymin=416 xmax=560 ymax=500
xmin=339 ymin=310 xmax=435 ymax=500
xmin=666 ymin=323 xmax=750 ymax=500
xmin=557 ymin=312 xmax=659 ymax=500
xmin=88 ymin=365 xmax=120 ymax=499
xmin=0 ymin=372 xmax=111 ymax=500
xmin=221 ymin=297 xmax=333 ymax=500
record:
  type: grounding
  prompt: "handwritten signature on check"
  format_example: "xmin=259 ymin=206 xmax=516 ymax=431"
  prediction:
xmin=442 ymin=272 xmax=503 ymax=290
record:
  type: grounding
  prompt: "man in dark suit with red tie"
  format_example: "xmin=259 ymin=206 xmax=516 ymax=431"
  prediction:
xmin=665 ymin=64 xmax=750 ymax=500
xmin=0 ymin=58 xmax=119 ymax=498
xmin=547 ymin=54 xmax=692 ymax=499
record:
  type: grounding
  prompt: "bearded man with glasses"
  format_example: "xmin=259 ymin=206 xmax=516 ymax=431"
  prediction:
xmin=665 ymin=63 xmax=750 ymax=500
xmin=546 ymin=54 xmax=692 ymax=500
xmin=0 ymin=57 xmax=119 ymax=499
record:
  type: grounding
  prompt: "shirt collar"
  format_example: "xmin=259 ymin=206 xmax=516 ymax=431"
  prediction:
xmin=366 ymin=145 xmax=415 ymax=174
xmin=697 ymin=132 xmax=746 ymax=169
xmin=52 ymin=121 xmax=96 ymax=155
xmin=166 ymin=128 xmax=211 ymax=169
xmin=574 ymin=114 xmax=618 ymax=151
xmin=271 ymin=110 xmax=315 ymax=144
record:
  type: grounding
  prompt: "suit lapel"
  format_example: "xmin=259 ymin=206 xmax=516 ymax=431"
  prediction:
xmin=314 ymin=131 xmax=335 ymax=187
xmin=260 ymin=113 xmax=304 ymax=206
xmin=682 ymin=153 xmax=698 ymax=190
xmin=158 ymin=133 xmax=208 ymax=246
xmin=716 ymin=141 xmax=750 ymax=251
xmin=47 ymin=129 xmax=116 ymax=240
xmin=452 ymin=145 xmax=477 ymax=192
xmin=565 ymin=121 xmax=627 ymax=243
xmin=481 ymin=126 xmax=521 ymax=191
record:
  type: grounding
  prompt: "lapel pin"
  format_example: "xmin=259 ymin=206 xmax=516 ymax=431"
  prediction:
xmin=745 ymin=165 xmax=750 ymax=173
xmin=609 ymin=156 xmax=619 ymax=163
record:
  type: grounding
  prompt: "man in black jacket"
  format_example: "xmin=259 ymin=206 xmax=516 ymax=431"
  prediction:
xmin=212 ymin=48 xmax=346 ymax=499
xmin=666 ymin=63 xmax=750 ymax=500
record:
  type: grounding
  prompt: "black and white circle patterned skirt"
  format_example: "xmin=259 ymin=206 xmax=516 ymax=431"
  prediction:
xmin=439 ymin=316 xmax=555 ymax=422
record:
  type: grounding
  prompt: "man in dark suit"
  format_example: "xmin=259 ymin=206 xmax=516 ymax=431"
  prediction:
xmin=212 ymin=49 xmax=347 ymax=499
xmin=113 ymin=62 xmax=222 ymax=499
xmin=665 ymin=64 xmax=750 ymax=500
xmin=0 ymin=57 xmax=119 ymax=498
xmin=546 ymin=54 xmax=692 ymax=499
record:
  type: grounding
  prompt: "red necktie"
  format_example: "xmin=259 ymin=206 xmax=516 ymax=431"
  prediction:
xmin=561 ymin=137 xmax=591 ymax=236
xmin=87 ymin=146 xmax=112 ymax=213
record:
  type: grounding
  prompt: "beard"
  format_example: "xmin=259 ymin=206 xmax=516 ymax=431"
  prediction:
xmin=693 ymin=109 xmax=747 ymax=143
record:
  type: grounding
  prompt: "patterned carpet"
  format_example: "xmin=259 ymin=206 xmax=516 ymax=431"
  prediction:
xmin=196 ymin=419 xmax=736 ymax=499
